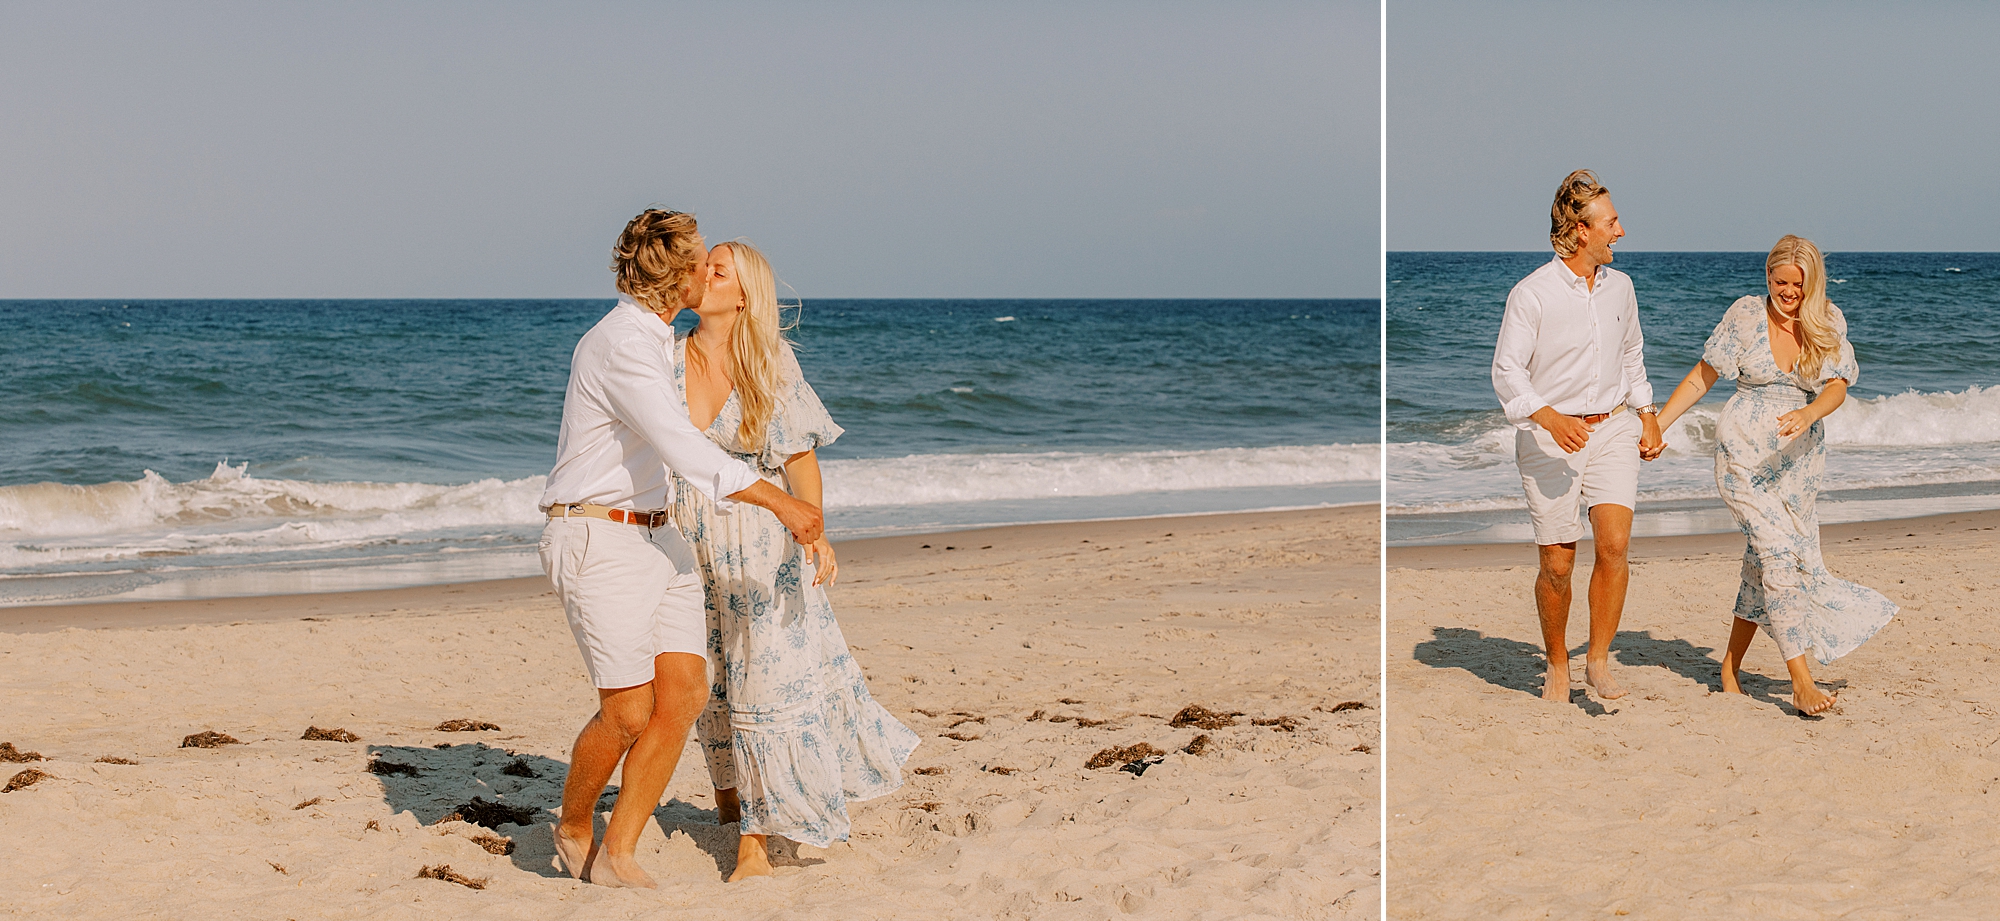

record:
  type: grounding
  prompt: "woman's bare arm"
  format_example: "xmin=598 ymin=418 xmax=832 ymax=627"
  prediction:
xmin=783 ymin=450 xmax=837 ymax=585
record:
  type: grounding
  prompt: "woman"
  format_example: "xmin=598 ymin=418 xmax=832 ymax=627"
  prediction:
xmin=1650 ymin=235 xmax=1896 ymax=716
xmin=668 ymin=240 xmax=918 ymax=881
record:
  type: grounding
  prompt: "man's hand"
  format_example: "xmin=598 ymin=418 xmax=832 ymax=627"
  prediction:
xmin=769 ymin=493 xmax=824 ymax=545
xmin=1638 ymin=413 xmax=1665 ymax=461
xmin=1529 ymin=406 xmax=1591 ymax=453
xmin=727 ymin=480 xmax=825 ymax=544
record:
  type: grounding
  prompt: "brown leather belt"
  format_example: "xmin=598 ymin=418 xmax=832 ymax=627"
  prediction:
xmin=547 ymin=503 xmax=669 ymax=528
xmin=1575 ymin=405 xmax=1626 ymax=425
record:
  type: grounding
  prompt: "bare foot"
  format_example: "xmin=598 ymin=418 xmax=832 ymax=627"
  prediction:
xmin=1794 ymin=685 xmax=1838 ymax=716
xmin=1584 ymin=659 xmax=1627 ymax=700
xmin=553 ymin=822 xmax=596 ymax=881
xmin=1541 ymin=663 xmax=1571 ymax=702
xmin=729 ymin=833 xmax=772 ymax=883
xmin=589 ymin=853 xmax=657 ymax=889
xmin=715 ymin=787 xmax=741 ymax=826
xmin=1719 ymin=664 xmax=1745 ymax=695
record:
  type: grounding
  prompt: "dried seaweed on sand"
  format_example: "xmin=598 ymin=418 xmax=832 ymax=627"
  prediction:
xmin=302 ymin=726 xmax=360 ymax=742
xmin=1168 ymin=705 xmax=1240 ymax=729
xmin=181 ymin=731 xmax=241 ymax=749
xmin=438 ymin=797 xmax=538 ymax=829
xmin=416 ymin=864 xmax=487 ymax=889
xmin=3 ymin=769 xmax=50 ymax=793
xmin=1085 ymin=742 xmax=1164 ymax=770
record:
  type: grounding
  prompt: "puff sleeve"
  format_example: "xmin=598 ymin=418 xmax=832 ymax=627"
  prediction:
xmin=1702 ymin=296 xmax=1757 ymax=381
xmin=1808 ymin=303 xmax=1860 ymax=392
xmin=757 ymin=345 xmax=844 ymax=471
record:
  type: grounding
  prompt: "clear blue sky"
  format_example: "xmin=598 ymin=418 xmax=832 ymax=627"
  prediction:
xmin=0 ymin=1 xmax=1378 ymax=298
xmin=1390 ymin=1 xmax=2000 ymax=253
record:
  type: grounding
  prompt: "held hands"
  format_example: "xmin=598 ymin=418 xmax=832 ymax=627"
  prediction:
xmin=1530 ymin=406 xmax=1592 ymax=454
xmin=803 ymin=537 xmax=839 ymax=587
xmin=1638 ymin=414 xmax=1665 ymax=461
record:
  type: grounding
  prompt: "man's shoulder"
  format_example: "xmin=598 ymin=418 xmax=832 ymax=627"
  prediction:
xmin=1506 ymin=259 xmax=1563 ymax=303
xmin=569 ymin=305 xmax=646 ymax=368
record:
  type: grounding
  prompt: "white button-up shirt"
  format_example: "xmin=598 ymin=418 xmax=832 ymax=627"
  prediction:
xmin=1491 ymin=256 xmax=1653 ymax=429
xmin=537 ymin=295 xmax=761 ymax=512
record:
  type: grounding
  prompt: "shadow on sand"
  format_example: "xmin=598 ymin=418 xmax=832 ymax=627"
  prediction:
xmin=1412 ymin=626 xmax=1848 ymax=718
xmin=365 ymin=741 xmax=817 ymax=880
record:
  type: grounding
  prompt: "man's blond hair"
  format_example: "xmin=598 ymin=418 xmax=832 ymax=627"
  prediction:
xmin=612 ymin=209 xmax=702 ymax=314
xmin=1549 ymin=170 xmax=1610 ymax=258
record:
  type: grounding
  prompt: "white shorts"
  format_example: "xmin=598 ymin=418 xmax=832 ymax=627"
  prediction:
xmin=1516 ymin=408 xmax=1642 ymax=546
xmin=538 ymin=516 xmax=707 ymax=689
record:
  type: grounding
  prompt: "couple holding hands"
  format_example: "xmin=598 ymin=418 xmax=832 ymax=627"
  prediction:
xmin=1492 ymin=170 xmax=1898 ymax=717
xmin=535 ymin=210 xmax=916 ymax=886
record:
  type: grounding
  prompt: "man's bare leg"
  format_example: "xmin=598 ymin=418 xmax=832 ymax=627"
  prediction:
xmin=1718 ymin=617 xmax=1759 ymax=694
xmin=589 ymin=652 xmax=710 ymax=889
xmin=1583 ymin=503 xmax=1633 ymax=699
xmin=556 ymin=682 xmax=657 ymax=881
xmin=1784 ymin=653 xmax=1837 ymax=716
xmin=714 ymin=787 xmax=741 ymax=825
xmin=1535 ymin=542 xmax=1578 ymax=701
xmin=730 ymin=832 xmax=773 ymax=882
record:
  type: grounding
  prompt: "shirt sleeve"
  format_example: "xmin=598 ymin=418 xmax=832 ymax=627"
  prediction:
xmin=599 ymin=334 xmax=761 ymax=508
xmin=1492 ymin=284 xmax=1550 ymax=425
xmin=757 ymin=346 xmax=845 ymax=471
xmin=1620 ymin=282 xmax=1654 ymax=409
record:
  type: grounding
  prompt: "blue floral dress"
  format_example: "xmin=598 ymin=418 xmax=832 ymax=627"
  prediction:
xmin=1702 ymin=295 xmax=1896 ymax=665
xmin=667 ymin=331 xmax=918 ymax=848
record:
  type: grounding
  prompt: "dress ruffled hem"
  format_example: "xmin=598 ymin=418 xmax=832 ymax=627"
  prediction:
xmin=730 ymin=691 xmax=919 ymax=847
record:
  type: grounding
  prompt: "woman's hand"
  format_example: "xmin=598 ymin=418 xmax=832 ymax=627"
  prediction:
xmin=1776 ymin=406 xmax=1820 ymax=439
xmin=804 ymin=536 xmax=838 ymax=587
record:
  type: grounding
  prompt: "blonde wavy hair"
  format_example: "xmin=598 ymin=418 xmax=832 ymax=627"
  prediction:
xmin=687 ymin=241 xmax=795 ymax=453
xmin=1549 ymin=169 xmax=1610 ymax=258
xmin=611 ymin=209 xmax=703 ymax=315
xmin=1766 ymin=235 xmax=1841 ymax=380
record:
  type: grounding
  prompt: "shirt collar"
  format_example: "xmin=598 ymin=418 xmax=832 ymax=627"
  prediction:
xmin=616 ymin=292 xmax=678 ymax=343
xmin=1552 ymin=255 xmax=1604 ymax=289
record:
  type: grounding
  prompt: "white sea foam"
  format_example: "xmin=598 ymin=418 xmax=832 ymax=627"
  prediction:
xmin=0 ymin=462 xmax=541 ymax=541
xmin=2 ymin=445 xmax=1375 ymax=574
xmin=822 ymin=444 xmax=1378 ymax=507
xmin=1390 ymin=386 xmax=2000 ymax=514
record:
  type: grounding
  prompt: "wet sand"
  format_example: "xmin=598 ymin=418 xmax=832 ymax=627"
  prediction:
xmin=1388 ymin=508 xmax=2000 ymax=919
xmin=1 ymin=506 xmax=1378 ymax=921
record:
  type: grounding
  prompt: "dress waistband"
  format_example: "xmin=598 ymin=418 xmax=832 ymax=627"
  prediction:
xmin=1735 ymin=380 xmax=1810 ymax=397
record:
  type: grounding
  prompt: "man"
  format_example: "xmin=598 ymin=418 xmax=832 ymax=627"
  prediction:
xmin=537 ymin=208 xmax=825 ymax=887
xmin=1491 ymin=170 xmax=1664 ymax=703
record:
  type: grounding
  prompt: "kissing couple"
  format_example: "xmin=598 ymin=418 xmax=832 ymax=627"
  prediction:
xmin=535 ymin=209 xmax=918 ymax=885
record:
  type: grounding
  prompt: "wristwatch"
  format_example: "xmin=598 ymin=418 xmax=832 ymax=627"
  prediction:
xmin=1638 ymin=404 xmax=1660 ymax=416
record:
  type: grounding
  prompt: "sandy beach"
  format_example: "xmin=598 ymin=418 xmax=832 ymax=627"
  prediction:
xmin=1387 ymin=508 xmax=2000 ymax=919
xmin=0 ymin=505 xmax=1377 ymax=921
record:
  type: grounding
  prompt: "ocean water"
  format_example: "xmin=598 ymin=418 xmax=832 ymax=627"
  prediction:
xmin=1 ymin=298 xmax=1378 ymax=604
xmin=1390 ymin=252 xmax=2000 ymax=544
